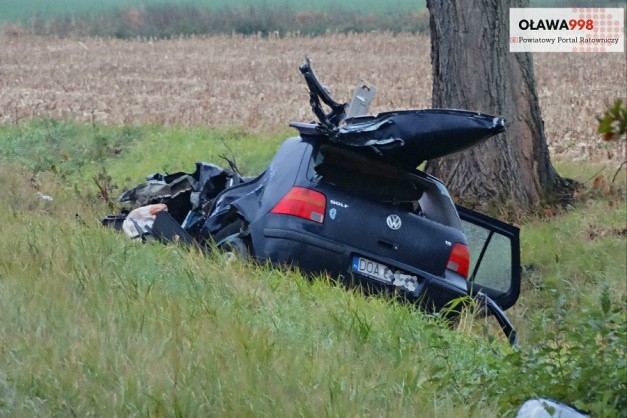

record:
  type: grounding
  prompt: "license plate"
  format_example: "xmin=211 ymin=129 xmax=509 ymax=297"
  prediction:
xmin=351 ymin=256 xmax=420 ymax=292
xmin=352 ymin=256 xmax=393 ymax=284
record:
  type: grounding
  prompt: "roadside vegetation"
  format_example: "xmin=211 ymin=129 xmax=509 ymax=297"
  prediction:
xmin=0 ymin=120 xmax=624 ymax=416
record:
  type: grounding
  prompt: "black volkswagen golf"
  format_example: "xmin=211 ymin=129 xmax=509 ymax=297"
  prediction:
xmin=105 ymin=58 xmax=521 ymax=344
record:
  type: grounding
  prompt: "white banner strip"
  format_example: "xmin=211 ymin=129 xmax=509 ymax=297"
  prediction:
xmin=510 ymin=8 xmax=624 ymax=53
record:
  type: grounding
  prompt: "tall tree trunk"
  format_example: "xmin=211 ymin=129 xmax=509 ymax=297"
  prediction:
xmin=426 ymin=0 xmax=572 ymax=211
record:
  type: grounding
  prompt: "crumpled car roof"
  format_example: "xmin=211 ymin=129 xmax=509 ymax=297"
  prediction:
xmin=291 ymin=109 xmax=505 ymax=169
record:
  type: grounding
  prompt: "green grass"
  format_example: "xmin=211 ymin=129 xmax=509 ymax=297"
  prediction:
xmin=0 ymin=120 xmax=288 ymax=205
xmin=103 ymin=126 xmax=287 ymax=185
xmin=0 ymin=120 xmax=625 ymax=416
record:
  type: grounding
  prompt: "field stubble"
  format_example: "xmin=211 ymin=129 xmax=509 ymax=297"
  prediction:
xmin=0 ymin=32 xmax=625 ymax=161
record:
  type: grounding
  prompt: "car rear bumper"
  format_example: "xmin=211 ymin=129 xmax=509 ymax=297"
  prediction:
xmin=257 ymin=225 xmax=517 ymax=344
xmin=258 ymin=226 xmax=469 ymax=311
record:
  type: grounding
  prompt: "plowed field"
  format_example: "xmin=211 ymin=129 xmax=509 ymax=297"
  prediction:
xmin=1 ymin=33 xmax=624 ymax=161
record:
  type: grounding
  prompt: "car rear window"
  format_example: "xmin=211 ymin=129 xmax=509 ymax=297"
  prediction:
xmin=311 ymin=146 xmax=423 ymax=203
xmin=308 ymin=145 xmax=462 ymax=229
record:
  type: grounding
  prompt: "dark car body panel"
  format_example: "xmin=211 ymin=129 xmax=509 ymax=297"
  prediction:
xmin=291 ymin=109 xmax=505 ymax=169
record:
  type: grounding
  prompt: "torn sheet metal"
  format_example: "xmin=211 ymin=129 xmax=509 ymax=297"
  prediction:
xmin=116 ymin=162 xmax=243 ymax=224
xmin=105 ymin=161 xmax=245 ymax=243
xmin=292 ymin=109 xmax=505 ymax=169
xmin=118 ymin=172 xmax=196 ymax=206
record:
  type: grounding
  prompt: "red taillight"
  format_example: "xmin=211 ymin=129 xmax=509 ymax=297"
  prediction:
xmin=446 ymin=243 xmax=470 ymax=278
xmin=270 ymin=187 xmax=326 ymax=223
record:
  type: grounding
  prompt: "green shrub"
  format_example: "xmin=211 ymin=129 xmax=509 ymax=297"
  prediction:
xmin=598 ymin=99 xmax=627 ymax=142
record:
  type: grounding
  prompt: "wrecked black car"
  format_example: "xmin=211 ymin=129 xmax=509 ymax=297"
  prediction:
xmin=103 ymin=57 xmax=521 ymax=344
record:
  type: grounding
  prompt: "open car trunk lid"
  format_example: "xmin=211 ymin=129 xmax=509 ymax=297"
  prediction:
xmin=291 ymin=109 xmax=505 ymax=169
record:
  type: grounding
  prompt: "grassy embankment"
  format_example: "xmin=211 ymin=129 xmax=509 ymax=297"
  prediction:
xmin=0 ymin=120 xmax=625 ymax=416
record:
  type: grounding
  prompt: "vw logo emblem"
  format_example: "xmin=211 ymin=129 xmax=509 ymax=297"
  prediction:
xmin=386 ymin=214 xmax=402 ymax=230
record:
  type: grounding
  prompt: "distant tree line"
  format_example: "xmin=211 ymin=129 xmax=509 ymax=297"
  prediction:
xmin=2 ymin=0 xmax=623 ymax=39
xmin=9 ymin=5 xmax=430 ymax=39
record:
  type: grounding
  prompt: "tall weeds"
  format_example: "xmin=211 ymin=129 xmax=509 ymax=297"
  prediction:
xmin=0 ymin=122 xmax=625 ymax=416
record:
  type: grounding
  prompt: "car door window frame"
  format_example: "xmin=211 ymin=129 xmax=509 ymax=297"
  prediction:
xmin=456 ymin=205 xmax=521 ymax=310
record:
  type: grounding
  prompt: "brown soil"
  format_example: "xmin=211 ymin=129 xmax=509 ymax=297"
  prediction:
xmin=1 ymin=33 xmax=624 ymax=161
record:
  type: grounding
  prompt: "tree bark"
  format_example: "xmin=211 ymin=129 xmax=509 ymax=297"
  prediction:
xmin=426 ymin=0 xmax=572 ymax=211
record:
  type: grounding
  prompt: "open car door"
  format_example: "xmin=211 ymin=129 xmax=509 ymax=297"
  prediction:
xmin=456 ymin=205 xmax=521 ymax=311
xmin=457 ymin=205 xmax=521 ymax=345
